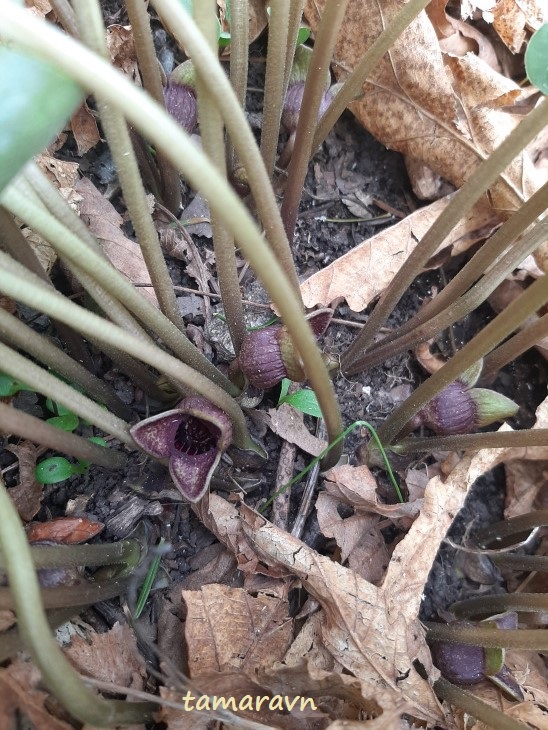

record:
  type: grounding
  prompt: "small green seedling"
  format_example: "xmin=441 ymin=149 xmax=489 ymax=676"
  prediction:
xmin=35 ymin=437 xmax=109 ymax=485
xmin=277 ymin=377 xmax=323 ymax=417
xmin=0 ymin=372 xmax=35 ymax=397
xmin=525 ymin=24 xmax=548 ymax=94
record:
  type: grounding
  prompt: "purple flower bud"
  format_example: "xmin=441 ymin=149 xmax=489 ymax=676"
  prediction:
xmin=281 ymin=45 xmax=333 ymax=134
xmin=164 ymin=60 xmax=197 ymax=134
xmin=130 ymin=395 xmax=232 ymax=502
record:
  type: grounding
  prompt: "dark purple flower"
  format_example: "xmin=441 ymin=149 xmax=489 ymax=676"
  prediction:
xmin=130 ymin=396 xmax=232 ymax=502
xmin=164 ymin=59 xmax=198 ymax=134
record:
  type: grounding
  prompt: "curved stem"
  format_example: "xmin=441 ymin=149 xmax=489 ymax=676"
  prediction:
xmin=389 ymin=429 xmax=548 ymax=454
xmin=0 ymin=477 xmax=155 ymax=726
xmin=341 ymin=95 xmax=548 ymax=371
xmin=194 ymin=0 xmax=245 ymax=354
xmin=71 ymin=0 xmax=185 ymax=332
xmin=0 ymin=254 xmax=255 ymax=450
xmin=260 ymin=0 xmax=290 ymax=179
xmin=375 ymin=275 xmax=548 ymax=446
xmin=491 ymin=554 xmax=548 ymax=572
xmin=0 ymin=5 xmax=343 ymax=465
xmin=475 ymin=510 xmax=548 ymax=548
xmin=426 ymin=621 xmax=548 ymax=650
xmin=0 ymin=401 xmax=126 ymax=468
xmin=280 ymin=0 xmax=349 ymax=242
xmin=125 ymin=0 xmax=181 ymax=214
xmin=451 ymin=593 xmax=548 ymax=619
xmin=434 ymin=677 xmax=532 ymax=730
xmin=2 ymin=183 xmax=238 ymax=396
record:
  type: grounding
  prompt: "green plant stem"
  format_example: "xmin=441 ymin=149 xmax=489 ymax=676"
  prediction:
xmin=150 ymin=0 xmax=302 ymax=300
xmin=0 ymin=306 xmax=131 ymax=420
xmin=346 ymin=220 xmax=548 ymax=374
xmin=226 ymin=0 xmax=248 ymax=171
xmin=0 ymin=577 xmax=132 ymax=610
xmin=474 ymin=510 xmax=548 ymax=548
xmin=283 ymin=1 xmax=306 ymax=94
xmin=434 ymin=677 xmax=532 ymax=730
xmin=341 ymin=96 xmax=548 ymax=371
xmin=0 ymin=340 xmax=133 ymax=445
xmin=0 ymin=540 xmax=141 ymax=571
xmin=0 ymin=401 xmax=125 ymax=468
xmin=71 ymin=0 xmax=185 ymax=332
xmin=280 ymin=0 xmax=349 ymax=242
xmin=0 ymin=254 xmax=256 ymax=451
xmin=193 ymin=0 xmax=246 ymax=354
xmin=389 ymin=429 xmax=548 ymax=455
xmin=346 ymin=181 xmax=548 ymax=373
xmin=260 ymin=0 xmax=290 ymax=179
xmin=0 ymin=477 xmax=155 ymax=726
xmin=451 ymin=593 xmax=548 ymax=619
xmin=1 ymin=183 xmax=238 ymax=396
xmin=0 ymin=5 xmax=342 ymax=465
xmin=426 ymin=621 xmax=548 ymax=650
xmin=312 ymin=0 xmax=432 ymax=152
xmin=49 ymin=0 xmax=78 ymax=35
xmin=124 ymin=0 xmax=181 ymax=214
xmin=375 ymin=275 xmax=548 ymax=446
xmin=482 ymin=313 xmax=548 ymax=382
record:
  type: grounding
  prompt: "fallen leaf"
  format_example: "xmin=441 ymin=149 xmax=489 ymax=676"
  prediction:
xmin=65 ymin=622 xmax=146 ymax=689
xmin=5 ymin=442 xmax=43 ymax=522
xmin=106 ymin=24 xmax=140 ymax=84
xmin=0 ymin=610 xmax=16 ymax=632
xmin=267 ymin=404 xmax=327 ymax=456
xmin=217 ymin=0 xmax=268 ymax=48
xmin=26 ymin=0 xmax=53 ymax=20
xmin=300 ymin=195 xmax=497 ymax=311
xmin=304 ymin=0 xmax=544 ymax=211
xmin=26 ymin=516 xmax=104 ymax=544
xmin=183 ymin=584 xmax=293 ymax=676
xmin=70 ymin=104 xmax=101 ymax=155
xmin=74 ymin=176 xmax=159 ymax=306
xmin=492 ymin=0 xmax=546 ymax=53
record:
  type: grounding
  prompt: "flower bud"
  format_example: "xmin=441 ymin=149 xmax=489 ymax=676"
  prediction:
xmin=164 ymin=60 xmax=197 ymax=134
xmin=281 ymin=46 xmax=332 ymax=134
xmin=415 ymin=380 xmax=518 ymax=436
xmin=236 ymin=309 xmax=333 ymax=389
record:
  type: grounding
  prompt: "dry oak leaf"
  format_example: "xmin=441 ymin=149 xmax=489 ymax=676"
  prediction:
xmin=492 ymin=0 xmax=547 ymax=53
xmin=74 ymin=176 xmax=159 ymax=306
xmin=267 ymin=403 xmax=327 ymax=456
xmin=106 ymin=24 xmax=140 ymax=83
xmin=182 ymin=583 xmax=293 ymax=676
xmin=300 ymin=195 xmax=497 ymax=311
xmin=304 ymin=0 xmax=542 ymax=211
xmin=240 ymin=446 xmax=512 ymax=725
xmin=70 ymin=104 xmax=101 ymax=156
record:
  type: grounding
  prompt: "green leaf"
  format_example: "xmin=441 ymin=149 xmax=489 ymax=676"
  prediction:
xmin=76 ymin=436 xmax=109 ymax=471
xmin=279 ymin=387 xmax=322 ymax=417
xmin=45 ymin=397 xmax=73 ymax=416
xmin=296 ymin=26 xmax=311 ymax=45
xmin=46 ymin=413 xmax=79 ymax=432
xmin=218 ymin=31 xmax=232 ymax=49
xmin=0 ymin=48 xmax=82 ymax=193
xmin=35 ymin=457 xmax=75 ymax=484
xmin=88 ymin=436 xmax=108 ymax=448
xmin=277 ymin=377 xmax=291 ymax=402
xmin=0 ymin=372 xmax=33 ymax=397
xmin=525 ymin=24 xmax=548 ymax=94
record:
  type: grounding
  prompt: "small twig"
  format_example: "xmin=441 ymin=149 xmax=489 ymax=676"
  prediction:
xmin=272 ymin=439 xmax=296 ymax=531
xmin=291 ymin=420 xmax=326 ymax=540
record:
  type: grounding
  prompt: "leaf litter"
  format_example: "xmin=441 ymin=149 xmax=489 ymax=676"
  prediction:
xmin=3 ymin=2 xmax=548 ymax=728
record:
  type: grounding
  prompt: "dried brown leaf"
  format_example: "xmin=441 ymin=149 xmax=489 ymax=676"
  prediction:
xmin=26 ymin=0 xmax=53 ymax=20
xmin=304 ymin=0 xmax=543 ymax=211
xmin=65 ymin=622 xmax=146 ymax=689
xmin=183 ymin=584 xmax=293 ymax=676
xmin=267 ymin=404 xmax=327 ymax=456
xmin=106 ymin=24 xmax=140 ymax=83
xmin=26 ymin=516 xmax=104 ymax=544
xmin=74 ymin=176 xmax=158 ymax=306
xmin=300 ymin=196 xmax=497 ymax=311
xmin=70 ymin=104 xmax=100 ymax=155
xmin=492 ymin=0 xmax=546 ymax=53
xmin=5 ymin=442 xmax=42 ymax=522
xmin=218 ymin=0 xmax=268 ymax=47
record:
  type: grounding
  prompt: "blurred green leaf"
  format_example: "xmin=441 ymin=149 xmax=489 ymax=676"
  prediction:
xmin=45 ymin=397 xmax=73 ymax=416
xmin=0 ymin=372 xmax=34 ymax=397
xmin=296 ymin=26 xmax=311 ymax=45
xmin=35 ymin=457 xmax=75 ymax=485
xmin=0 ymin=48 xmax=82 ymax=193
xmin=525 ymin=24 xmax=548 ymax=94
xmin=46 ymin=413 xmax=80 ymax=432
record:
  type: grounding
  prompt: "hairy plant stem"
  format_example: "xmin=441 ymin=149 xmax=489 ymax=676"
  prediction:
xmin=260 ymin=0 xmax=290 ymax=179
xmin=71 ymin=0 xmax=185 ymax=331
xmin=0 ymin=402 xmax=126 ymax=468
xmin=482 ymin=313 xmax=548 ymax=382
xmin=312 ymin=0 xmax=432 ymax=151
xmin=490 ymin=554 xmax=548 ymax=572
xmin=475 ymin=510 xmax=548 ymax=548
xmin=49 ymin=0 xmax=78 ymax=35
xmin=434 ymin=678 xmax=531 ymax=730
xmin=346 ymin=180 xmax=548 ymax=372
xmin=341 ymin=95 xmax=548 ymax=371
xmin=280 ymin=0 xmax=349 ymax=242
xmin=0 ymin=477 xmax=155 ymax=726
xmin=125 ymin=0 xmax=181 ymax=214
xmin=283 ymin=1 xmax=306 ymax=94
xmin=0 ymin=577 xmax=132 ymax=610
xmin=0 ymin=540 xmax=141 ymax=571
xmin=389 ymin=429 xmax=548 ymax=455
xmin=426 ymin=621 xmax=548 ymax=650
xmin=0 ymin=5 xmax=343 ymax=465
xmin=344 ymin=219 xmax=548 ymax=374
xmin=375 ymin=274 xmax=548 ymax=446
xmin=451 ymin=593 xmax=548 ymax=619
xmin=0 ymin=307 xmax=131 ymax=419
xmin=0 ymin=340 xmax=133 ymax=445
xmin=150 ymin=0 xmax=302 ymax=300
xmin=226 ymin=0 xmax=248 ymax=172
xmin=0 ymin=254 xmax=256 ymax=451
xmin=1 ymin=183 xmax=237 ymax=396
xmin=194 ymin=0 xmax=245 ymax=354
